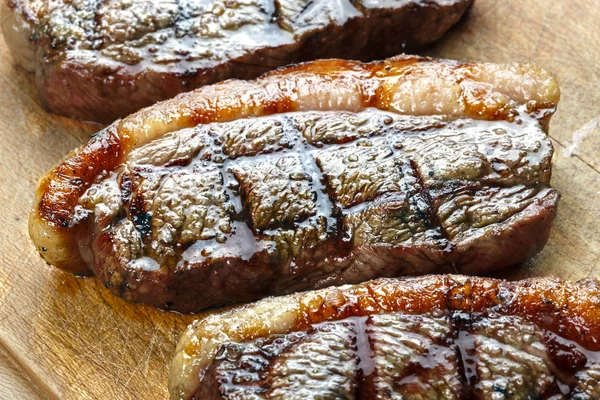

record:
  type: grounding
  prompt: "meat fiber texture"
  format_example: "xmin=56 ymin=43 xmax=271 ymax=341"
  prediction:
xmin=170 ymin=275 xmax=600 ymax=399
xmin=1 ymin=0 xmax=473 ymax=122
xmin=29 ymin=56 xmax=561 ymax=312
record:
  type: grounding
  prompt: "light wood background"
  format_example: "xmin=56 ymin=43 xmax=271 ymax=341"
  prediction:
xmin=0 ymin=1 xmax=599 ymax=398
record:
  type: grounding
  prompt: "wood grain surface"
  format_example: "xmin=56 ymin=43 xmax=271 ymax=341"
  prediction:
xmin=0 ymin=1 xmax=598 ymax=398
xmin=0 ymin=347 xmax=47 ymax=399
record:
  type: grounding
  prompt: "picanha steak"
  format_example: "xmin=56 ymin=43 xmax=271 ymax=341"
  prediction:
xmin=170 ymin=275 xmax=600 ymax=400
xmin=1 ymin=0 xmax=473 ymax=122
xmin=29 ymin=56 xmax=561 ymax=312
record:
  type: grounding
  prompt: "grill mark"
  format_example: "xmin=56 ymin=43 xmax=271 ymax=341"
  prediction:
xmin=271 ymin=0 xmax=289 ymax=32
xmin=270 ymin=0 xmax=282 ymax=28
xmin=221 ymin=166 xmax=245 ymax=222
xmin=455 ymin=324 xmax=478 ymax=391
xmin=120 ymin=169 xmax=154 ymax=243
xmin=354 ymin=316 xmax=376 ymax=400
xmin=91 ymin=0 xmax=106 ymax=39
xmin=170 ymin=0 xmax=184 ymax=38
xmin=408 ymin=158 xmax=453 ymax=249
xmin=296 ymin=147 xmax=339 ymax=237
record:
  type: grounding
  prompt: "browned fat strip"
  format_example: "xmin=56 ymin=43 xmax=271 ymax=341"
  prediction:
xmin=170 ymin=276 xmax=600 ymax=399
xmin=30 ymin=56 xmax=560 ymax=276
xmin=33 ymin=125 xmax=127 ymax=273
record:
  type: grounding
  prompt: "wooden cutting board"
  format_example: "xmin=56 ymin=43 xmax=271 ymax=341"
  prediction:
xmin=0 ymin=1 xmax=599 ymax=398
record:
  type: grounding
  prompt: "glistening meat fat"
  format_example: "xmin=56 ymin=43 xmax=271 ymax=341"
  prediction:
xmin=29 ymin=56 xmax=561 ymax=312
xmin=170 ymin=275 xmax=600 ymax=399
xmin=1 ymin=0 xmax=473 ymax=122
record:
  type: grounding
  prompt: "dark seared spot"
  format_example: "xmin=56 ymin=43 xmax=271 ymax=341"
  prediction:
xmin=132 ymin=212 xmax=152 ymax=237
xmin=408 ymin=159 xmax=442 ymax=231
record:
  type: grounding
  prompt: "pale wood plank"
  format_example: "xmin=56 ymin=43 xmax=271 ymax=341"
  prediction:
xmin=0 ymin=0 xmax=598 ymax=398
xmin=0 ymin=347 xmax=48 ymax=400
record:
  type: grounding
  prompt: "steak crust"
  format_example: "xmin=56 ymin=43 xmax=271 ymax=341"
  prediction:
xmin=1 ymin=0 xmax=473 ymax=122
xmin=29 ymin=56 xmax=561 ymax=312
xmin=170 ymin=276 xmax=600 ymax=400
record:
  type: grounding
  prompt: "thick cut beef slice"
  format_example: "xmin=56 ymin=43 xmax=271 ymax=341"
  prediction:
xmin=171 ymin=276 xmax=600 ymax=400
xmin=29 ymin=56 xmax=560 ymax=312
xmin=1 ymin=0 xmax=473 ymax=121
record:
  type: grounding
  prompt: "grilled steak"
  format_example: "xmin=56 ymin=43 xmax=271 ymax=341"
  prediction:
xmin=1 ymin=0 xmax=473 ymax=122
xmin=29 ymin=56 xmax=561 ymax=312
xmin=170 ymin=275 xmax=600 ymax=400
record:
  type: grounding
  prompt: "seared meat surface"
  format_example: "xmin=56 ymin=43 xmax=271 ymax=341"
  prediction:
xmin=1 ymin=0 xmax=473 ymax=122
xmin=29 ymin=56 xmax=561 ymax=312
xmin=170 ymin=276 xmax=600 ymax=400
